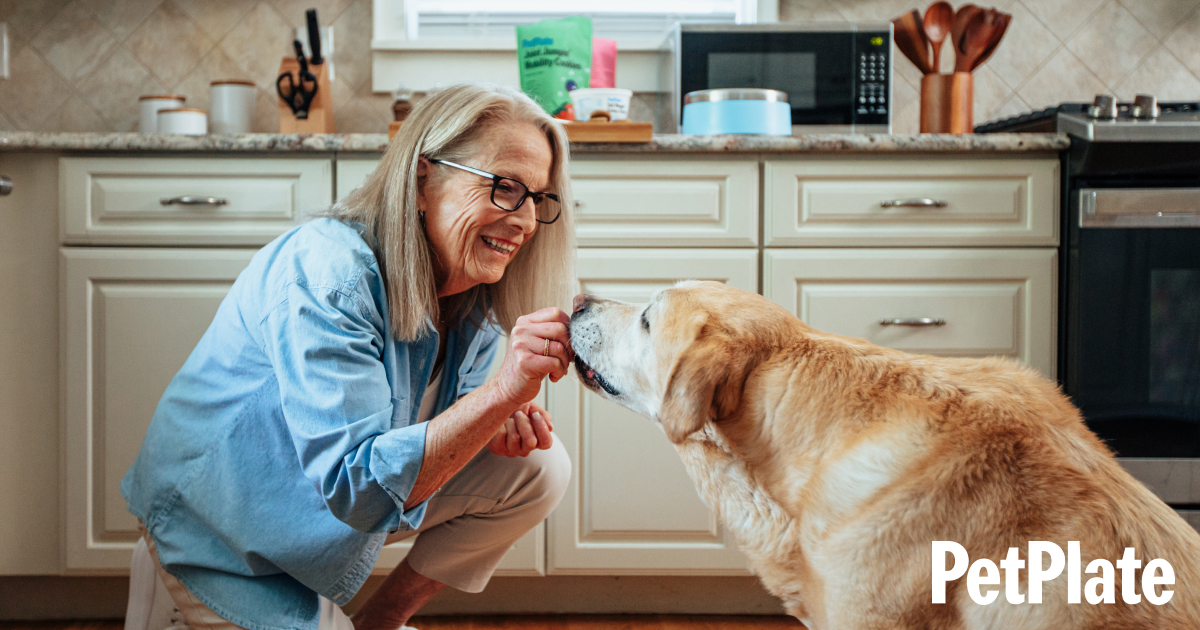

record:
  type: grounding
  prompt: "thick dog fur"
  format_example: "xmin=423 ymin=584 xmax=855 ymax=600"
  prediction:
xmin=569 ymin=280 xmax=1200 ymax=630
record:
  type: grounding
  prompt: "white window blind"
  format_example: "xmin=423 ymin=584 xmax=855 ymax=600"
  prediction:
xmin=403 ymin=0 xmax=754 ymax=42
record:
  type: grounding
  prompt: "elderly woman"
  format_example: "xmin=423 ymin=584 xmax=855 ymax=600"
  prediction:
xmin=121 ymin=84 xmax=576 ymax=630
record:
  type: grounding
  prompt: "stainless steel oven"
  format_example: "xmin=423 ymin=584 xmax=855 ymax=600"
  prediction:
xmin=1067 ymin=188 xmax=1200 ymax=530
xmin=661 ymin=23 xmax=892 ymax=134
xmin=980 ymin=97 xmax=1200 ymax=530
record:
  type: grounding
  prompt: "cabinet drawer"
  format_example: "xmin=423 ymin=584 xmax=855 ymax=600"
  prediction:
xmin=571 ymin=159 xmax=758 ymax=246
xmin=61 ymin=157 xmax=332 ymax=246
xmin=765 ymin=157 xmax=1058 ymax=246
xmin=764 ymin=249 xmax=1056 ymax=376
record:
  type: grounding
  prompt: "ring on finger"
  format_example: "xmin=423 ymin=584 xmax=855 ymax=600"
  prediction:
xmin=543 ymin=338 xmax=550 ymax=356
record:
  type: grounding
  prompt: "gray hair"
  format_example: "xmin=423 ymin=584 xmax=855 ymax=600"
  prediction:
xmin=329 ymin=83 xmax=576 ymax=341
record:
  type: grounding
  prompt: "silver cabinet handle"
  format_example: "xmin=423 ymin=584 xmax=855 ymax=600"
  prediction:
xmin=880 ymin=198 xmax=948 ymax=208
xmin=880 ymin=318 xmax=947 ymax=326
xmin=0 ymin=176 xmax=11 ymax=196
xmin=160 ymin=196 xmax=229 ymax=206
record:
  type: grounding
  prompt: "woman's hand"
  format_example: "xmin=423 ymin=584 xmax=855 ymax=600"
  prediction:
xmin=486 ymin=401 xmax=554 ymax=457
xmin=492 ymin=307 xmax=573 ymax=405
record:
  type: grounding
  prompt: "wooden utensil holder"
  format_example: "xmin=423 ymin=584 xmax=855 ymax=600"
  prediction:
xmin=277 ymin=58 xmax=335 ymax=133
xmin=920 ymin=72 xmax=973 ymax=133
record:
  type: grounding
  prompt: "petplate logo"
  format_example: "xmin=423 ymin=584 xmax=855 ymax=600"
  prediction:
xmin=932 ymin=541 xmax=1175 ymax=605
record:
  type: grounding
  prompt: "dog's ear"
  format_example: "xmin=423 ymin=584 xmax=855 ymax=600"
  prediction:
xmin=658 ymin=315 xmax=749 ymax=444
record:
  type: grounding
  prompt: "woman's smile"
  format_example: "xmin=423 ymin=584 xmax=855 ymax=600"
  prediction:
xmin=480 ymin=235 xmax=518 ymax=255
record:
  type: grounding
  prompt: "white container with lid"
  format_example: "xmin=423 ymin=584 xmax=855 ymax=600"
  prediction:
xmin=157 ymin=108 xmax=208 ymax=135
xmin=569 ymin=88 xmax=632 ymax=121
xmin=139 ymin=95 xmax=185 ymax=133
xmin=210 ymin=80 xmax=256 ymax=134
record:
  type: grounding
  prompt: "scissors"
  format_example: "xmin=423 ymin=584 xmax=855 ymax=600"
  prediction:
xmin=276 ymin=40 xmax=318 ymax=120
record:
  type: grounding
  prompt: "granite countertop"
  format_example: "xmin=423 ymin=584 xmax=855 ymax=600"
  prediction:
xmin=0 ymin=131 xmax=1069 ymax=153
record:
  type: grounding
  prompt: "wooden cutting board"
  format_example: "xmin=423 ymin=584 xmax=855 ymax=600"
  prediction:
xmin=563 ymin=119 xmax=652 ymax=143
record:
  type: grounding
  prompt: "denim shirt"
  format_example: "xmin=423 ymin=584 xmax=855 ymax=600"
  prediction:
xmin=120 ymin=218 xmax=500 ymax=630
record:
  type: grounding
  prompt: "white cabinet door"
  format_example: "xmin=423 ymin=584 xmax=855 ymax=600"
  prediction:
xmin=339 ymin=158 xmax=762 ymax=247
xmin=61 ymin=248 xmax=541 ymax=574
xmin=337 ymin=159 xmax=379 ymax=201
xmin=764 ymin=157 xmax=1059 ymax=247
xmin=764 ymin=249 xmax=1057 ymax=377
xmin=570 ymin=160 xmax=759 ymax=247
xmin=0 ymin=154 xmax=61 ymax=574
xmin=60 ymin=158 xmax=333 ymax=246
xmin=62 ymin=248 xmax=257 ymax=571
xmin=546 ymin=249 xmax=758 ymax=574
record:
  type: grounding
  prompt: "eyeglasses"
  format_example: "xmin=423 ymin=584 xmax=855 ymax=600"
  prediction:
xmin=428 ymin=158 xmax=562 ymax=224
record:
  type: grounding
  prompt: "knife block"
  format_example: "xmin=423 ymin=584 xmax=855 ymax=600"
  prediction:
xmin=277 ymin=58 xmax=335 ymax=133
xmin=920 ymin=72 xmax=973 ymax=134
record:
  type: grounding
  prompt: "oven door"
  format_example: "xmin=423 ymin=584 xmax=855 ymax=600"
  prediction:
xmin=1066 ymin=188 xmax=1200 ymax=514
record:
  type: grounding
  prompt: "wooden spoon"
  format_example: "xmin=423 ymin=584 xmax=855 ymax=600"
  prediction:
xmin=951 ymin=4 xmax=982 ymax=65
xmin=923 ymin=2 xmax=954 ymax=73
xmin=956 ymin=9 xmax=1001 ymax=72
xmin=970 ymin=11 xmax=1011 ymax=71
xmin=892 ymin=10 xmax=934 ymax=74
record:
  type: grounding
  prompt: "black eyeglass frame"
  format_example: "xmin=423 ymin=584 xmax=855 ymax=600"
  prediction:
xmin=428 ymin=158 xmax=562 ymax=224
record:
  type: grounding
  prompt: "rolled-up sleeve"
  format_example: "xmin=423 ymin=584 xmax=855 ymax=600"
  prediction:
xmin=262 ymin=281 xmax=428 ymax=534
xmin=458 ymin=327 xmax=501 ymax=397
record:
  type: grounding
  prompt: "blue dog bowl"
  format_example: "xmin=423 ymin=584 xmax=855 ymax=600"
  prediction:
xmin=682 ymin=88 xmax=791 ymax=135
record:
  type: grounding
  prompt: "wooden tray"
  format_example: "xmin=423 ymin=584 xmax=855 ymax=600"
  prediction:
xmin=563 ymin=119 xmax=652 ymax=143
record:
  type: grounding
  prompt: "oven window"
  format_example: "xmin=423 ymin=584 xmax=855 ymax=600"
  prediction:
xmin=1070 ymin=228 xmax=1200 ymax=457
xmin=1151 ymin=269 xmax=1200 ymax=407
xmin=706 ymin=52 xmax=817 ymax=109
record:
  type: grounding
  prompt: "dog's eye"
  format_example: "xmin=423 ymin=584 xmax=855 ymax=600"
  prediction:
xmin=641 ymin=309 xmax=650 ymax=332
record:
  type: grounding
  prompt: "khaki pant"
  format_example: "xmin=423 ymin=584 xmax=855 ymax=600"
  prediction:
xmin=125 ymin=439 xmax=570 ymax=630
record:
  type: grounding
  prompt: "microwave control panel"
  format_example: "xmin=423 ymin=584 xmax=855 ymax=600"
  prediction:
xmin=854 ymin=31 xmax=891 ymax=126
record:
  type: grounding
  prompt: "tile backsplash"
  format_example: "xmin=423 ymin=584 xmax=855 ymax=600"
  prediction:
xmin=1 ymin=0 xmax=1199 ymax=134
xmin=0 ymin=0 xmax=383 ymax=133
xmin=785 ymin=0 xmax=1200 ymax=133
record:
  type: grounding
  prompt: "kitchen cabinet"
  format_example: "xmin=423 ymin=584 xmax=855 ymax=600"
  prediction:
xmin=764 ymin=248 xmax=1057 ymax=376
xmin=61 ymin=249 xmax=256 ymax=571
xmin=763 ymin=156 xmax=1059 ymax=378
xmin=546 ymin=248 xmax=758 ymax=575
xmin=59 ymin=157 xmax=541 ymax=575
xmin=5 ymin=148 xmax=1061 ymax=584
xmin=0 ymin=153 xmax=60 ymax=574
xmin=764 ymin=157 xmax=1059 ymax=247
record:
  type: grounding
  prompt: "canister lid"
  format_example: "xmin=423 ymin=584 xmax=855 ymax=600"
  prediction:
xmin=210 ymin=80 xmax=255 ymax=86
xmin=158 ymin=108 xmax=206 ymax=114
xmin=683 ymin=88 xmax=789 ymax=105
xmin=139 ymin=94 xmax=186 ymax=101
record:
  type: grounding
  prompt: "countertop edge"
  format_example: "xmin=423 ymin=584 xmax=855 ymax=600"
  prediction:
xmin=0 ymin=132 xmax=1071 ymax=153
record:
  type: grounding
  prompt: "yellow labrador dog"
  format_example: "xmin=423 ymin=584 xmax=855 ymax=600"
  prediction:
xmin=569 ymin=281 xmax=1200 ymax=630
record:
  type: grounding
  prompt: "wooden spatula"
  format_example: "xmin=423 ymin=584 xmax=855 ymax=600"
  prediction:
xmin=893 ymin=9 xmax=934 ymax=74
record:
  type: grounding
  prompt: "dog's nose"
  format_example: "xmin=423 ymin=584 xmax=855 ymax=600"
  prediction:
xmin=573 ymin=293 xmax=593 ymax=314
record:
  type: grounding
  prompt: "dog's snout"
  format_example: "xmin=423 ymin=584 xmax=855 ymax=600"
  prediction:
xmin=573 ymin=293 xmax=594 ymax=314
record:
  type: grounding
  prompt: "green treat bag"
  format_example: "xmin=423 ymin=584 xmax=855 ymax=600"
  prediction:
xmin=517 ymin=16 xmax=592 ymax=120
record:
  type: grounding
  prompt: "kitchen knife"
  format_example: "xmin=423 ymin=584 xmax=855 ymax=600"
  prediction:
xmin=306 ymin=9 xmax=323 ymax=65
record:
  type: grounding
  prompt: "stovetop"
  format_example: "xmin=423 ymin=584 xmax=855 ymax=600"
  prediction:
xmin=977 ymin=95 xmax=1200 ymax=142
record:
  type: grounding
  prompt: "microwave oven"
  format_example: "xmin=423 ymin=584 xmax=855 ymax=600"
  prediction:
xmin=662 ymin=23 xmax=893 ymax=134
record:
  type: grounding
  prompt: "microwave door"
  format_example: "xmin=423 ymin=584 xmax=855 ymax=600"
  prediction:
xmin=679 ymin=31 xmax=855 ymax=130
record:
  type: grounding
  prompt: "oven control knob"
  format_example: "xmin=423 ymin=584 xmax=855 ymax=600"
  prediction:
xmin=1131 ymin=94 xmax=1159 ymax=119
xmin=1088 ymin=94 xmax=1118 ymax=119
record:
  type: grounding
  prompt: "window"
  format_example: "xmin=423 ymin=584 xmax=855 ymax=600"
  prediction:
xmin=376 ymin=0 xmax=769 ymax=46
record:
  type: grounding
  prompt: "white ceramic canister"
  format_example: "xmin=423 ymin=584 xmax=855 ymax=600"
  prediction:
xmin=569 ymin=88 xmax=632 ymax=121
xmin=139 ymin=95 xmax=186 ymax=133
xmin=209 ymin=80 xmax=256 ymax=134
xmin=157 ymin=108 xmax=208 ymax=135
